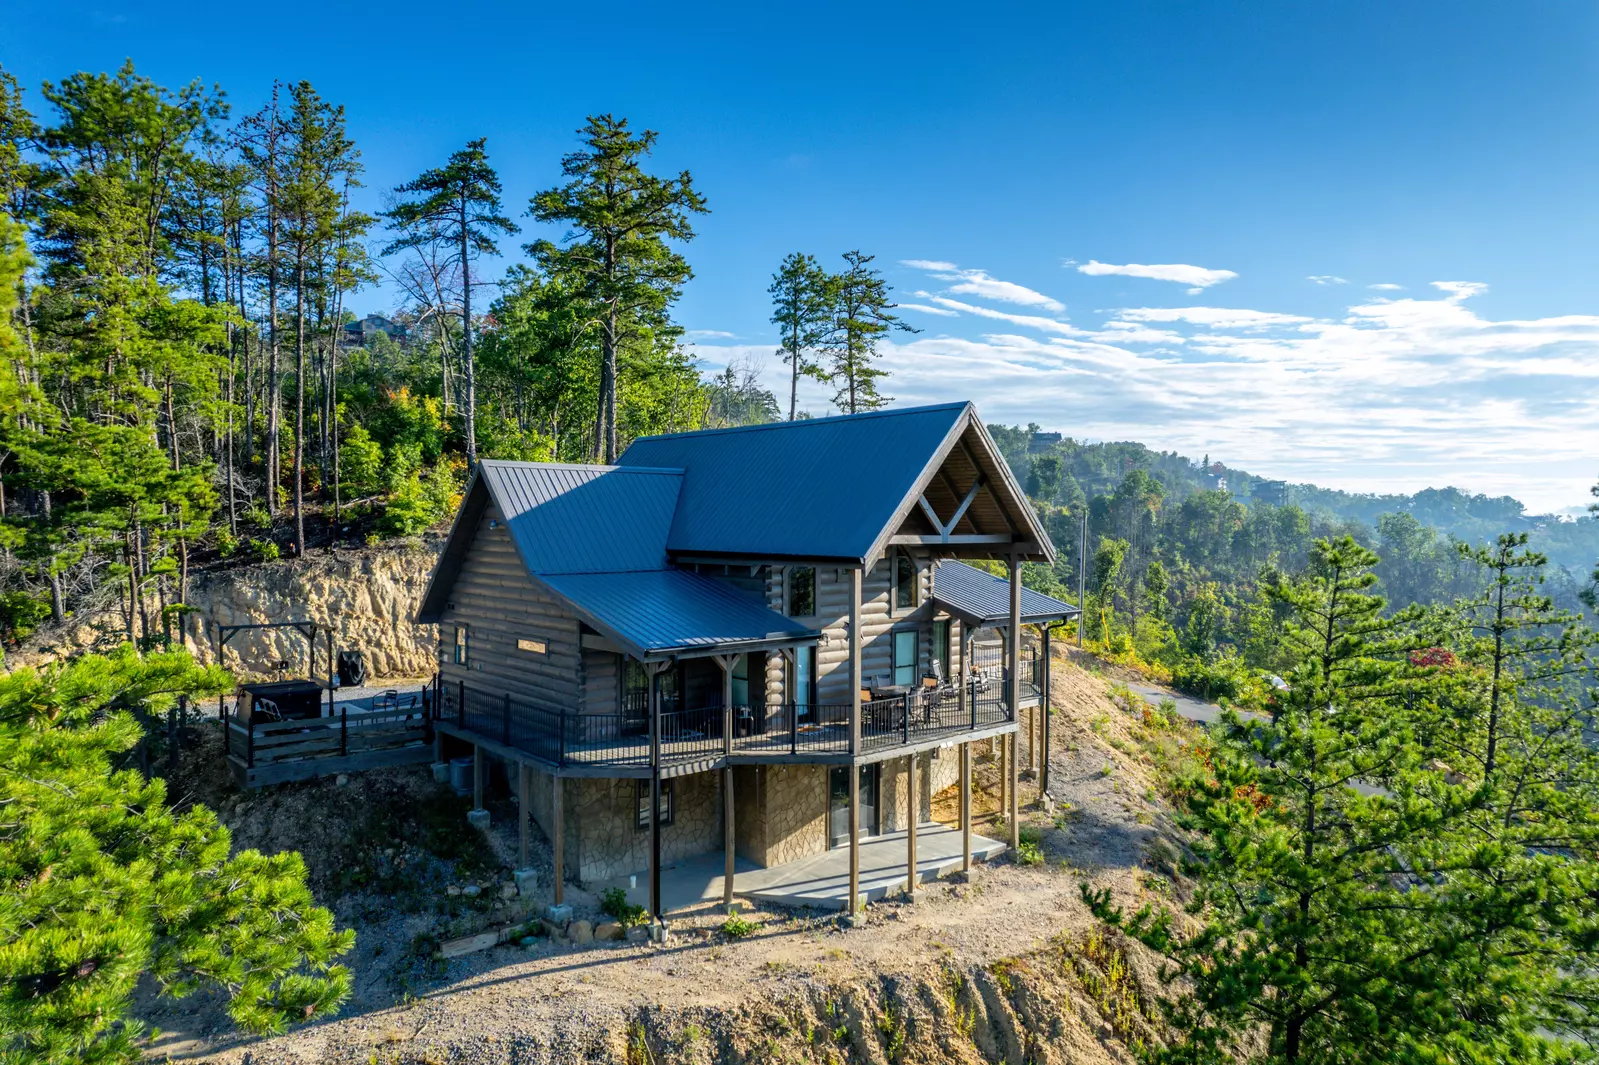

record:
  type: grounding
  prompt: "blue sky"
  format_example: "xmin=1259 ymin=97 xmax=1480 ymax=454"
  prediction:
xmin=6 ymin=1 xmax=1599 ymax=511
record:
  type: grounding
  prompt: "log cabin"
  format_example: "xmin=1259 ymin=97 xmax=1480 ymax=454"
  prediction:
xmin=416 ymin=401 xmax=1078 ymax=923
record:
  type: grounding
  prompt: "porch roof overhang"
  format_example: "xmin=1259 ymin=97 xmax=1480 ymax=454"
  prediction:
xmin=536 ymin=568 xmax=820 ymax=663
xmin=931 ymin=560 xmax=1081 ymax=628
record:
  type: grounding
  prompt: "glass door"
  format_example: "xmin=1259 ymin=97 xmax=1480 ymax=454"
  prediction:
xmin=828 ymin=764 xmax=881 ymax=846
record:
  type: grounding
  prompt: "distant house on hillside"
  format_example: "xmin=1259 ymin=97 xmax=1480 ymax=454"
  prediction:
xmin=1253 ymin=480 xmax=1289 ymax=507
xmin=417 ymin=402 xmax=1078 ymax=925
xmin=339 ymin=314 xmax=409 ymax=350
xmin=1028 ymin=431 xmax=1062 ymax=453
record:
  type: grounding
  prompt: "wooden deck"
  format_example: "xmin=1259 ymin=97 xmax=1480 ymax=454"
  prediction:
xmin=226 ymin=705 xmax=436 ymax=787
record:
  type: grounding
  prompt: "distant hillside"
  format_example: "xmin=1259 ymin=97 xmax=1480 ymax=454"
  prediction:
xmin=987 ymin=423 xmax=1599 ymax=578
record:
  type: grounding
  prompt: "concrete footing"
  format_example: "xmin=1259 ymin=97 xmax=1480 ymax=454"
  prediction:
xmin=430 ymin=762 xmax=450 ymax=784
xmin=466 ymin=808 xmax=491 ymax=830
xmin=512 ymin=868 xmax=539 ymax=895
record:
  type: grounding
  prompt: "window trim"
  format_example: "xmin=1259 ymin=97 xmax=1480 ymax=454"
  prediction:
xmin=892 ymin=626 xmax=919 ymax=688
xmin=892 ymin=550 xmax=918 ymax=613
xmin=453 ymin=624 xmax=470 ymax=666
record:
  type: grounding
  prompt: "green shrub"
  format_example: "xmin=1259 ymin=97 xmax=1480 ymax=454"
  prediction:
xmin=215 ymin=528 xmax=238 ymax=558
xmin=0 ymin=590 xmax=50 ymax=643
xmin=247 ymin=537 xmax=280 ymax=562
xmin=720 ymin=908 xmax=758 ymax=939
xmin=600 ymin=886 xmax=647 ymax=928
xmin=340 ymin=423 xmax=385 ymax=498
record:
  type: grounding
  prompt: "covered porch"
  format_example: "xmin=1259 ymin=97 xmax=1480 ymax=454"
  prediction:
xmin=592 ymin=821 xmax=1008 ymax=914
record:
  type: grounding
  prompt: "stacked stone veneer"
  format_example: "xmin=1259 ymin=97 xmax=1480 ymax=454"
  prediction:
xmin=733 ymin=764 xmax=829 ymax=867
xmin=522 ymin=766 xmax=723 ymax=883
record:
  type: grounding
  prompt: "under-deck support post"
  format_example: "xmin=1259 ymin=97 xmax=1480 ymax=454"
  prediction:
xmin=848 ymin=565 xmax=862 ymax=920
xmin=473 ymin=744 xmax=483 ymax=811
xmin=518 ymin=762 xmax=530 ymax=870
xmin=1042 ymin=626 xmax=1053 ymax=795
xmin=645 ymin=660 xmax=670 ymax=925
xmin=960 ymin=741 xmax=972 ymax=871
xmin=723 ymin=766 xmax=735 ymax=910
xmin=1007 ymin=553 xmax=1022 ymax=853
xmin=551 ymin=775 xmax=564 ymax=905
xmin=906 ymin=753 xmax=918 ymax=900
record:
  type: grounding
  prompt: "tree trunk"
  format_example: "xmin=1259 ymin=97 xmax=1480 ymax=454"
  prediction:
xmin=461 ymin=202 xmax=478 ymax=469
xmin=266 ymin=202 xmax=281 ymax=517
xmin=294 ymin=250 xmax=306 ymax=555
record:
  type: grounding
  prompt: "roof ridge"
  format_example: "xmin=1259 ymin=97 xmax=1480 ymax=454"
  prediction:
xmin=624 ymin=400 xmax=971 ymax=447
xmin=479 ymin=459 xmax=683 ymax=476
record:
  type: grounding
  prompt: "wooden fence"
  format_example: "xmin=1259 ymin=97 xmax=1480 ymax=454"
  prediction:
xmin=226 ymin=705 xmax=435 ymax=788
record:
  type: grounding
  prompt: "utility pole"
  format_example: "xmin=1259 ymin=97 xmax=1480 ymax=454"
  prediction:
xmin=1077 ymin=509 xmax=1087 ymax=648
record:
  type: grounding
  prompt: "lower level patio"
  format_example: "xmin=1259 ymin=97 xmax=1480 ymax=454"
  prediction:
xmin=593 ymin=822 xmax=1009 ymax=915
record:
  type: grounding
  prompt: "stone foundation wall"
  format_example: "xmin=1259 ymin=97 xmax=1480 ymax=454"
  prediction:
xmin=568 ymin=772 xmax=722 ymax=883
xmin=879 ymin=753 xmax=934 ymax=832
xmin=733 ymin=764 xmax=828 ymax=867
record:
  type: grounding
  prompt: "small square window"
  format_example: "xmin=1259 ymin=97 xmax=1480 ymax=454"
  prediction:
xmin=788 ymin=565 xmax=816 ymax=617
xmin=636 ymin=779 xmax=675 ymax=829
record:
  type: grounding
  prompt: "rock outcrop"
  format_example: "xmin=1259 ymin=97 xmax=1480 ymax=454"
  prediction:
xmin=14 ymin=536 xmax=444 ymax=680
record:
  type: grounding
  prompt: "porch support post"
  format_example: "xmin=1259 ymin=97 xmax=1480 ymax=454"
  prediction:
xmin=906 ymin=753 xmax=918 ymax=900
xmin=472 ymin=744 xmax=483 ymax=811
xmin=959 ymin=741 xmax=972 ymax=871
xmin=646 ymin=660 xmax=670 ymax=924
xmin=957 ymin=621 xmax=969 ymax=727
xmin=848 ymin=565 xmax=862 ymax=919
xmin=551 ymin=775 xmax=564 ymax=905
xmin=1041 ymin=625 xmax=1053 ymax=794
xmin=518 ymin=761 xmax=530 ymax=869
xmin=723 ymin=766 xmax=736 ymax=910
xmin=1007 ymin=553 xmax=1022 ymax=853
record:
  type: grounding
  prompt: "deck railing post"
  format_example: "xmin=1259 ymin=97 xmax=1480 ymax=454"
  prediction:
xmin=340 ymin=708 xmax=348 ymax=756
xmin=457 ymin=680 xmax=465 ymax=728
xmin=503 ymin=693 xmax=512 ymax=744
xmin=246 ymin=719 xmax=255 ymax=769
xmin=558 ymin=703 xmax=567 ymax=767
xmin=790 ymin=703 xmax=798 ymax=755
xmin=903 ymin=692 xmax=911 ymax=744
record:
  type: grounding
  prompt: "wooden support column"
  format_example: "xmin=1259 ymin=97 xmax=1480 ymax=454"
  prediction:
xmin=906 ymin=753 xmax=919 ymax=899
xmin=518 ymin=762 xmax=530 ymax=869
xmin=551 ymin=775 xmax=564 ymax=905
xmin=960 ymin=741 xmax=972 ymax=871
xmin=645 ymin=660 xmax=670 ymax=922
xmin=1041 ymin=625 xmax=1053 ymax=794
xmin=472 ymin=744 xmax=483 ymax=811
xmin=999 ymin=729 xmax=1007 ymax=820
xmin=715 ymin=653 xmax=737 ymax=911
xmin=848 ymin=566 xmax=862 ymax=917
xmin=1008 ymin=554 xmax=1022 ymax=852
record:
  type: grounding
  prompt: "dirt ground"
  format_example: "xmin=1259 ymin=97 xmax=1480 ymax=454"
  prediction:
xmin=149 ymin=649 xmax=1201 ymax=1065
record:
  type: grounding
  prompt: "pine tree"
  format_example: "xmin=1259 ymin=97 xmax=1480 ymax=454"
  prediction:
xmin=821 ymin=250 xmax=916 ymax=414
xmin=0 ymin=646 xmax=353 ymax=1064
xmin=768 ymin=252 xmax=833 ymax=420
xmin=383 ymin=138 xmax=516 ymax=470
xmin=527 ymin=115 xmax=707 ymax=462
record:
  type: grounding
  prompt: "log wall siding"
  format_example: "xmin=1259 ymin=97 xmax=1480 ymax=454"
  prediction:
xmin=437 ymin=503 xmax=586 ymax=712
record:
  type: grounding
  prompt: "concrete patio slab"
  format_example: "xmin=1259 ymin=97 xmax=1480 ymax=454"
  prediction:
xmin=593 ymin=822 xmax=1008 ymax=915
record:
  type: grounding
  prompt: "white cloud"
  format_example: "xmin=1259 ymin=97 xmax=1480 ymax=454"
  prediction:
xmin=1076 ymin=259 xmax=1239 ymax=289
xmin=691 ymin=279 xmax=1599 ymax=512
xmin=902 ymin=260 xmax=1064 ymax=311
xmin=1369 ymin=283 xmax=1404 ymax=291
xmin=898 ymin=302 xmax=961 ymax=318
xmin=1307 ymin=275 xmax=1348 ymax=285
xmin=1432 ymin=280 xmax=1488 ymax=301
xmin=687 ymin=329 xmax=739 ymax=340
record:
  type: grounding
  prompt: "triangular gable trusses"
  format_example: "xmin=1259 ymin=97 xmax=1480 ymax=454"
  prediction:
xmin=868 ymin=404 xmax=1056 ymax=567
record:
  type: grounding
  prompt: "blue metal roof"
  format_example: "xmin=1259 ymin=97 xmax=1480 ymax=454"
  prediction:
xmin=479 ymin=461 xmax=682 ymax=574
xmin=932 ymin=561 xmax=1080 ymax=625
xmin=616 ymin=402 xmax=971 ymax=562
xmin=539 ymin=569 xmax=819 ymax=659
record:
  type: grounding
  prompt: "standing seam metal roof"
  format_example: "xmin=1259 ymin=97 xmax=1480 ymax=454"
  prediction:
xmin=615 ymin=402 xmax=970 ymax=560
xmin=932 ymin=560 xmax=1081 ymax=624
xmin=478 ymin=460 xmax=682 ymax=574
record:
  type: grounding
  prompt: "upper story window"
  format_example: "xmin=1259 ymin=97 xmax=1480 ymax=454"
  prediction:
xmin=894 ymin=551 xmax=917 ymax=610
xmin=788 ymin=565 xmax=816 ymax=617
xmin=453 ymin=625 xmax=470 ymax=665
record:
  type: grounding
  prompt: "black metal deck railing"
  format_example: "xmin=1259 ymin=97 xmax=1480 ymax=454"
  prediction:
xmin=436 ymin=677 xmax=1017 ymax=771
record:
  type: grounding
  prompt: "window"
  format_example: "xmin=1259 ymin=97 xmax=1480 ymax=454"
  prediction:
xmin=453 ymin=625 xmax=470 ymax=665
xmin=893 ymin=629 xmax=918 ymax=687
xmin=932 ymin=620 xmax=951 ymax=680
xmin=517 ymin=637 xmax=547 ymax=654
xmin=731 ymin=654 xmax=750 ymax=706
xmin=636 ymin=779 xmax=674 ymax=829
xmin=894 ymin=552 xmax=916 ymax=610
xmin=788 ymin=565 xmax=816 ymax=617
xmin=792 ymin=645 xmax=815 ymax=716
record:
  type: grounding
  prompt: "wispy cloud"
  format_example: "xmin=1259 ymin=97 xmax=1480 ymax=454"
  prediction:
xmin=901 ymin=261 xmax=1064 ymax=311
xmin=898 ymin=302 xmax=961 ymax=318
xmin=687 ymin=329 xmax=740 ymax=340
xmin=1432 ymin=280 xmax=1488 ymax=301
xmin=1369 ymin=283 xmax=1404 ymax=291
xmin=1307 ymin=275 xmax=1348 ymax=285
xmin=1076 ymin=259 xmax=1239 ymax=289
